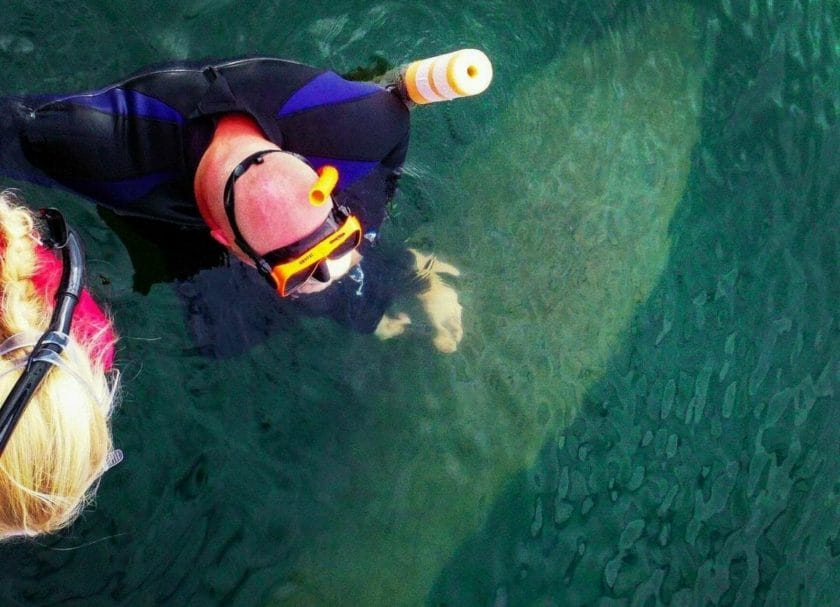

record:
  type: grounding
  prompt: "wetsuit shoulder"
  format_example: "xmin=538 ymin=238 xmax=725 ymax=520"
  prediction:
xmin=214 ymin=57 xmax=410 ymax=176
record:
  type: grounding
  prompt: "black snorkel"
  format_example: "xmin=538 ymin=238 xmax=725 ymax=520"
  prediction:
xmin=0 ymin=208 xmax=84 ymax=456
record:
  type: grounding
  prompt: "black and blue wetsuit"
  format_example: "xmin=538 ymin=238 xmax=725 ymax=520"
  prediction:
xmin=15 ymin=56 xmax=409 ymax=228
xmin=0 ymin=57 xmax=421 ymax=352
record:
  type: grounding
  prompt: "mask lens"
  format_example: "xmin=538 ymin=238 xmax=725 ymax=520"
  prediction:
xmin=282 ymin=264 xmax=319 ymax=295
xmin=311 ymin=262 xmax=330 ymax=283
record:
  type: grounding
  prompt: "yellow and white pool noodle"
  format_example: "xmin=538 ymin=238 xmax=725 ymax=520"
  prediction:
xmin=401 ymin=49 xmax=493 ymax=104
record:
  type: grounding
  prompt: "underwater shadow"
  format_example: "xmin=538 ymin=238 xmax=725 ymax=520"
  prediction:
xmin=428 ymin=2 xmax=840 ymax=600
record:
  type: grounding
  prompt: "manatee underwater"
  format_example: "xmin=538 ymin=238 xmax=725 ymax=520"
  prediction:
xmin=268 ymin=3 xmax=705 ymax=604
xmin=0 ymin=2 xmax=705 ymax=605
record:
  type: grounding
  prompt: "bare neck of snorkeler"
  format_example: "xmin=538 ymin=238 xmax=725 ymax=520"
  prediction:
xmin=193 ymin=115 xmax=361 ymax=293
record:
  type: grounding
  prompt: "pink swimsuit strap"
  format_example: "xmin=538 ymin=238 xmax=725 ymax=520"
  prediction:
xmin=30 ymin=245 xmax=116 ymax=370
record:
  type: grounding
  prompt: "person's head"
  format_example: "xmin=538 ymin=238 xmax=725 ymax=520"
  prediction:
xmin=194 ymin=115 xmax=361 ymax=296
xmin=0 ymin=190 xmax=119 ymax=540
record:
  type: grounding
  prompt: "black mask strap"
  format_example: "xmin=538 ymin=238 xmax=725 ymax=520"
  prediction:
xmin=222 ymin=149 xmax=283 ymax=283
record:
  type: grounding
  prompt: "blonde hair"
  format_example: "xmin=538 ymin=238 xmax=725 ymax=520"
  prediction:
xmin=0 ymin=190 xmax=118 ymax=539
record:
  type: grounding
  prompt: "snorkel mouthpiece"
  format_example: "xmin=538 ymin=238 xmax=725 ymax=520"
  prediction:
xmin=309 ymin=165 xmax=339 ymax=206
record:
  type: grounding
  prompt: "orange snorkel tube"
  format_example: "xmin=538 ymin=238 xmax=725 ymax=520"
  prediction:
xmin=309 ymin=165 xmax=339 ymax=206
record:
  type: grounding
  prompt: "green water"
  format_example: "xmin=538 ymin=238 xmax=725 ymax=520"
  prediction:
xmin=0 ymin=1 xmax=837 ymax=606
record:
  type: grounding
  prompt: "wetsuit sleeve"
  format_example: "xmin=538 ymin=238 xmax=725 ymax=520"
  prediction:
xmin=16 ymin=63 xmax=212 ymax=225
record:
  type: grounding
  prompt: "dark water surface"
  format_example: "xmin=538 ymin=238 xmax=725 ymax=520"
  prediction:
xmin=0 ymin=1 xmax=837 ymax=605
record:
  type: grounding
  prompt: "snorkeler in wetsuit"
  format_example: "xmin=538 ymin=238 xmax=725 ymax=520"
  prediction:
xmin=0 ymin=56 xmax=463 ymax=353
